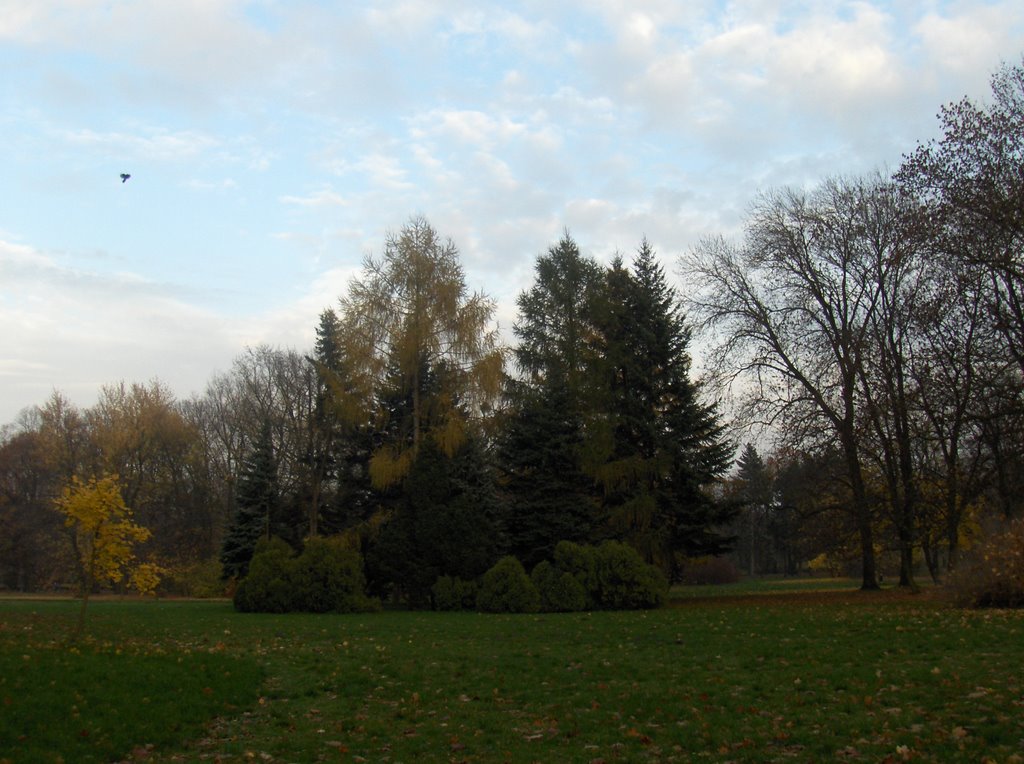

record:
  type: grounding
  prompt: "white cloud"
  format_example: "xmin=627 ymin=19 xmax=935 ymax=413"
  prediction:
xmin=279 ymin=188 xmax=349 ymax=208
xmin=60 ymin=126 xmax=219 ymax=161
xmin=915 ymin=2 xmax=1024 ymax=86
xmin=0 ymin=233 xmax=373 ymax=422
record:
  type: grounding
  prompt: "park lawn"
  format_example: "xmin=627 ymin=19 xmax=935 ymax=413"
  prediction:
xmin=1 ymin=590 xmax=1022 ymax=763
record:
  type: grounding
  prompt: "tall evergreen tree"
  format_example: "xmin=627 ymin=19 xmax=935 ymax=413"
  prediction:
xmin=304 ymin=309 xmax=344 ymax=537
xmin=591 ymin=240 xmax=735 ymax=575
xmin=500 ymin=234 xmax=605 ymax=560
xmin=513 ymin=232 xmax=604 ymax=397
xmin=498 ymin=378 xmax=597 ymax=568
xmin=220 ymin=421 xmax=282 ymax=579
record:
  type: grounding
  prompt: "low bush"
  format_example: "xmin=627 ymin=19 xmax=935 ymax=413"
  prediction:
xmin=432 ymin=576 xmax=478 ymax=611
xmin=234 ymin=537 xmax=296 ymax=613
xmin=233 ymin=536 xmax=379 ymax=613
xmin=289 ymin=537 xmax=379 ymax=613
xmin=592 ymin=541 xmax=668 ymax=610
xmin=553 ymin=540 xmax=599 ymax=608
xmin=947 ymin=519 xmax=1024 ymax=608
xmin=547 ymin=540 xmax=667 ymax=610
xmin=531 ymin=560 xmax=587 ymax=612
xmin=477 ymin=556 xmax=540 ymax=613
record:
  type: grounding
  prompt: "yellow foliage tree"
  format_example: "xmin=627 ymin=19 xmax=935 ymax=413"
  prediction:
xmin=338 ymin=217 xmax=505 ymax=488
xmin=55 ymin=474 xmax=158 ymax=635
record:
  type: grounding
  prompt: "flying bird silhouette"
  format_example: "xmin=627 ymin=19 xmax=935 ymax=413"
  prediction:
xmin=120 ymin=173 xmax=131 ymax=183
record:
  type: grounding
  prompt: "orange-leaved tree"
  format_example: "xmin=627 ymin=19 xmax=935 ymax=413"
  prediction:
xmin=55 ymin=474 xmax=159 ymax=636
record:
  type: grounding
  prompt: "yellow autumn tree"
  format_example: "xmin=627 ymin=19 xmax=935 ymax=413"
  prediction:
xmin=55 ymin=474 xmax=158 ymax=635
xmin=338 ymin=217 xmax=505 ymax=488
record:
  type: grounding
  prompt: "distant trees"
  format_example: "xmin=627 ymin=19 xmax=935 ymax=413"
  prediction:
xmin=729 ymin=444 xmax=774 ymax=576
xmin=0 ymin=426 xmax=61 ymax=591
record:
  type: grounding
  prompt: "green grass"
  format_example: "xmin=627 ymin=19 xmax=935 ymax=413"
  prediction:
xmin=1 ymin=592 xmax=1022 ymax=763
xmin=670 ymin=575 xmax=869 ymax=599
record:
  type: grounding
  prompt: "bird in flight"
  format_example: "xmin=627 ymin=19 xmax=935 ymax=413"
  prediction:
xmin=120 ymin=173 xmax=131 ymax=183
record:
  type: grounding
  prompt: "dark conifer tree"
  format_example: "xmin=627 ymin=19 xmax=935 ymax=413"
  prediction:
xmin=513 ymin=232 xmax=604 ymax=396
xmin=591 ymin=240 xmax=735 ymax=575
xmin=499 ymin=377 xmax=597 ymax=568
xmin=500 ymin=233 xmax=605 ymax=561
xmin=366 ymin=437 xmax=504 ymax=606
xmin=220 ymin=421 xmax=282 ymax=579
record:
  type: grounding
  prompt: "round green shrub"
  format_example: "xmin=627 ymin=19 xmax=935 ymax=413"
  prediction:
xmin=431 ymin=576 xmax=478 ymax=611
xmin=233 ymin=537 xmax=296 ymax=613
xmin=531 ymin=560 xmax=587 ymax=612
xmin=233 ymin=536 xmax=378 ymax=613
xmin=553 ymin=540 xmax=599 ymax=608
xmin=289 ymin=537 xmax=379 ymax=613
xmin=477 ymin=556 xmax=540 ymax=613
xmin=592 ymin=541 xmax=668 ymax=610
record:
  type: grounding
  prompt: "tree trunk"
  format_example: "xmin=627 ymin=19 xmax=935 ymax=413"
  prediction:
xmin=844 ymin=435 xmax=879 ymax=591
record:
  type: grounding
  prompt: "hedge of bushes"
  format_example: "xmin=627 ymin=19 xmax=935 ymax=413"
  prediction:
xmin=433 ymin=540 xmax=668 ymax=613
xmin=233 ymin=536 xmax=380 ymax=613
xmin=232 ymin=536 xmax=668 ymax=614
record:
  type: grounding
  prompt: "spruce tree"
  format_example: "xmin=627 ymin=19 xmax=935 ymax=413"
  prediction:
xmin=220 ymin=421 xmax=282 ymax=579
xmin=366 ymin=437 xmax=504 ymax=606
xmin=500 ymin=233 xmax=605 ymax=562
xmin=591 ymin=240 xmax=735 ymax=575
xmin=499 ymin=377 xmax=597 ymax=568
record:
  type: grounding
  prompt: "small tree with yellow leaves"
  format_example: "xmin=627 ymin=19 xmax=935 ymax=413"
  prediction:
xmin=55 ymin=474 xmax=158 ymax=635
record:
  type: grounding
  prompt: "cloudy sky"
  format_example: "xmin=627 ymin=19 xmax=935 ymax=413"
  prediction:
xmin=1 ymin=1 xmax=1022 ymax=426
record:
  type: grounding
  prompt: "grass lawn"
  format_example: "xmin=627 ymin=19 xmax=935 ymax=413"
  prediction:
xmin=1 ymin=584 xmax=1022 ymax=763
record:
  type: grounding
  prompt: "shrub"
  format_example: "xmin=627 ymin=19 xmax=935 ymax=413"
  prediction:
xmin=233 ymin=536 xmax=379 ymax=613
xmin=289 ymin=537 xmax=379 ymax=613
xmin=679 ymin=556 xmax=741 ymax=585
xmin=531 ymin=560 xmax=587 ymax=612
xmin=948 ymin=519 xmax=1024 ymax=608
xmin=432 ymin=576 xmax=478 ymax=611
xmin=233 ymin=537 xmax=296 ymax=613
xmin=592 ymin=541 xmax=668 ymax=610
xmin=477 ymin=556 xmax=540 ymax=613
xmin=553 ymin=540 xmax=599 ymax=608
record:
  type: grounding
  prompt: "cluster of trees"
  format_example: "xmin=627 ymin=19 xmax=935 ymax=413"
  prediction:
xmin=692 ymin=60 xmax=1024 ymax=590
xmin=1 ymin=59 xmax=1021 ymax=599
xmin=0 ymin=217 xmax=733 ymax=603
xmin=218 ymin=218 xmax=734 ymax=605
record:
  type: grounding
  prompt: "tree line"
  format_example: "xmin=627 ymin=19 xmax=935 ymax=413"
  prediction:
xmin=697 ymin=60 xmax=1024 ymax=590
xmin=1 ymin=59 xmax=1021 ymax=598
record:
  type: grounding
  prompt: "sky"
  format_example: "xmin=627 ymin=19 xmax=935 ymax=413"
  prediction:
xmin=1 ymin=1 xmax=1023 ymax=427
